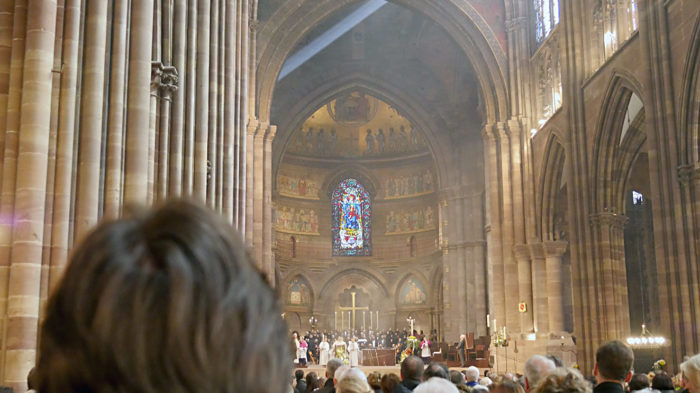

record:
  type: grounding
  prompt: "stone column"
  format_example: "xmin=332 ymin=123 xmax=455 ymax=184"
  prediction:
xmin=528 ymin=242 xmax=548 ymax=334
xmin=75 ymin=0 xmax=108 ymax=240
xmin=124 ymin=0 xmax=154 ymax=203
xmin=3 ymin=1 xmax=57 ymax=389
xmin=0 ymin=0 xmax=15 ymax=168
xmin=206 ymin=0 xmax=219 ymax=208
xmin=182 ymin=0 xmax=197 ymax=194
xmin=103 ymin=0 xmax=129 ymax=219
xmin=263 ymin=125 xmax=276 ymax=283
xmin=168 ymin=0 xmax=187 ymax=197
xmin=192 ymin=0 xmax=210 ymax=201
xmin=590 ymin=212 xmax=629 ymax=340
xmin=514 ymin=244 xmax=534 ymax=332
xmin=49 ymin=0 xmax=81 ymax=291
xmin=156 ymin=66 xmax=178 ymax=201
xmin=222 ymin=0 xmax=236 ymax=223
xmin=543 ymin=240 xmax=568 ymax=333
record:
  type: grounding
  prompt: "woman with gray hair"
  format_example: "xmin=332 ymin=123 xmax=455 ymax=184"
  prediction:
xmin=681 ymin=354 xmax=700 ymax=393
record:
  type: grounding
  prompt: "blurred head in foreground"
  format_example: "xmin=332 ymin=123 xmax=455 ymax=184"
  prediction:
xmin=36 ymin=200 xmax=289 ymax=393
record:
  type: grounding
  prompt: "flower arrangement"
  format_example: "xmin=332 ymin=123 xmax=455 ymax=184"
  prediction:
xmin=400 ymin=336 xmax=419 ymax=362
xmin=653 ymin=359 xmax=666 ymax=372
xmin=493 ymin=331 xmax=508 ymax=347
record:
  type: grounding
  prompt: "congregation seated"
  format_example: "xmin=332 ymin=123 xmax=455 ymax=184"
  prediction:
xmin=34 ymin=200 xmax=290 ymax=393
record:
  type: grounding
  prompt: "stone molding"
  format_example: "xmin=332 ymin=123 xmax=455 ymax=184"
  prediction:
xmin=589 ymin=211 xmax=628 ymax=229
xmin=542 ymin=240 xmax=568 ymax=258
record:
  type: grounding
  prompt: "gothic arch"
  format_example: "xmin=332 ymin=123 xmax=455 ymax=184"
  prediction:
xmin=592 ymin=72 xmax=647 ymax=213
xmin=394 ymin=273 xmax=430 ymax=308
xmin=322 ymin=166 xmax=379 ymax=202
xmin=271 ymin=75 xmax=450 ymax=194
xmin=256 ymin=0 xmax=508 ymax=125
xmin=318 ymin=268 xmax=390 ymax=299
xmin=679 ymin=13 xmax=700 ymax=165
xmin=283 ymin=274 xmax=315 ymax=308
xmin=538 ymin=133 xmax=567 ymax=240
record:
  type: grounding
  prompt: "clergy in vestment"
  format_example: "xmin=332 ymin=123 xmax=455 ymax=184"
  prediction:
xmin=319 ymin=335 xmax=330 ymax=366
xmin=349 ymin=337 xmax=360 ymax=367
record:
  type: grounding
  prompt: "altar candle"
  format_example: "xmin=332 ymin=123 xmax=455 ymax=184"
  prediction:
xmin=342 ymin=311 xmax=344 ymax=329
xmin=493 ymin=319 xmax=497 ymax=334
xmin=363 ymin=311 xmax=366 ymax=331
xmin=487 ymin=314 xmax=490 ymax=328
xmin=335 ymin=311 xmax=337 ymax=330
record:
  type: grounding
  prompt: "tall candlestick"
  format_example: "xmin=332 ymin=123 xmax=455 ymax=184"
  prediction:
xmin=487 ymin=314 xmax=490 ymax=328
xmin=335 ymin=311 xmax=337 ymax=330
xmin=363 ymin=311 xmax=366 ymax=331
xmin=342 ymin=311 xmax=344 ymax=330
xmin=376 ymin=311 xmax=379 ymax=329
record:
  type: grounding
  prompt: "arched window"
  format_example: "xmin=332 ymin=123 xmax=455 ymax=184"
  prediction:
xmin=534 ymin=0 xmax=560 ymax=44
xmin=332 ymin=178 xmax=372 ymax=256
xmin=290 ymin=236 xmax=296 ymax=258
xmin=409 ymin=236 xmax=416 ymax=257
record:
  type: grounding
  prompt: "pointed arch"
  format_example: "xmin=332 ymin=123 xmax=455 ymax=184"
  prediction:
xmin=679 ymin=13 xmax=700 ymax=165
xmin=395 ymin=274 xmax=429 ymax=308
xmin=285 ymin=274 xmax=315 ymax=308
xmin=331 ymin=178 xmax=372 ymax=256
xmin=256 ymin=0 xmax=508 ymax=125
xmin=538 ymin=133 xmax=567 ymax=240
xmin=592 ymin=72 xmax=647 ymax=213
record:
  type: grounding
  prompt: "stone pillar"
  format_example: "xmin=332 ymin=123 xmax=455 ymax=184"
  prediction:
xmin=103 ymin=0 xmax=129 ymax=219
xmin=192 ymin=0 xmax=210 ymax=201
xmin=75 ymin=0 xmax=108 ymax=240
xmin=263 ymin=125 xmax=276 ymax=284
xmin=543 ymin=240 xmax=568 ymax=333
xmin=206 ymin=0 xmax=219 ymax=208
xmin=156 ymin=66 xmax=178 ymax=201
xmin=514 ymin=244 xmax=534 ymax=332
xmin=528 ymin=242 xmax=549 ymax=334
xmin=222 ymin=0 xmax=236 ymax=223
xmin=3 ymin=1 xmax=57 ymax=389
xmin=124 ymin=0 xmax=154 ymax=203
xmin=168 ymin=0 xmax=187 ymax=197
xmin=590 ymin=212 xmax=629 ymax=340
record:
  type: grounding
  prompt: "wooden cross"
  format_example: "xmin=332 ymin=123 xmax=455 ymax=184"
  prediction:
xmin=338 ymin=291 xmax=369 ymax=330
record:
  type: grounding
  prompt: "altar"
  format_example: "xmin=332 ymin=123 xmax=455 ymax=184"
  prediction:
xmin=361 ymin=349 xmax=396 ymax=366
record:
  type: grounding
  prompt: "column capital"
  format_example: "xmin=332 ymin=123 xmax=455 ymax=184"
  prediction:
xmin=528 ymin=242 xmax=545 ymax=259
xmin=542 ymin=240 xmax=568 ymax=258
xmin=160 ymin=65 xmax=179 ymax=95
xmin=589 ymin=211 xmax=628 ymax=229
xmin=151 ymin=61 xmax=163 ymax=92
xmin=677 ymin=163 xmax=700 ymax=185
xmin=505 ymin=17 xmax=528 ymax=33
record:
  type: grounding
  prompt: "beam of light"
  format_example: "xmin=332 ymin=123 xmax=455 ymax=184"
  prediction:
xmin=277 ymin=0 xmax=387 ymax=81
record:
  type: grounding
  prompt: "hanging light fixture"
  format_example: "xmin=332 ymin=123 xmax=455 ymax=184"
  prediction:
xmin=626 ymin=324 xmax=669 ymax=348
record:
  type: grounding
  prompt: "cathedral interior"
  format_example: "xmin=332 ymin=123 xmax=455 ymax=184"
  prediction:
xmin=0 ymin=0 xmax=698 ymax=390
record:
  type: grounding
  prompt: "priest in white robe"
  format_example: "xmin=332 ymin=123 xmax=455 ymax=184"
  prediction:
xmin=319 ymin=335 xmax=330 ymax=366
xmin=348 ymin=337 xmax=360 ymax=367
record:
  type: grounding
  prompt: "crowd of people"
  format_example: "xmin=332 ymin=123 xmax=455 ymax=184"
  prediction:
xmin=291 ymin=329 xmax=438 ymax=366
xmin=10 ymin=199 xmax=698 ymax=393
xmin=290 ymin=342 xmax=700 ymax=393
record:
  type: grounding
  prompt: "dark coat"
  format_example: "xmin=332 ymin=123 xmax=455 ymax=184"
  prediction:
xmin=594 ymin=382 xmax=625 ymax=393
xmin=316 ymin=377 xmax=335 ymax=393
xmin=392 ymin=379 xmax=421 ymax=393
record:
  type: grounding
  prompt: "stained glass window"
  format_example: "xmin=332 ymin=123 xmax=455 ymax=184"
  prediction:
xmin=332 ymin=178 xmax=371 ymax=256
xmin=535 ymin=0 xmax=560 ymax=44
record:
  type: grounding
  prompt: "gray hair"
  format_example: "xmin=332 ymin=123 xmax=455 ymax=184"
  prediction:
xmin=465 ymin=366 xmax=480 ymax=382
xmin=327 ymin=358 xmax=344 ymax=378
xmin=340 ymin=368 xmax=367 ymax=383
xmin=414 ymin=377 xmax=460 ymax=393
xmin=524 ymin=355 xmax=557 ymax=390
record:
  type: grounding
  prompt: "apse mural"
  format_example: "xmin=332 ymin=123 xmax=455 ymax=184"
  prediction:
xmin=274 ymin=205 xmax=320 ymax=235
xmin=288 ymin=278 xmax=312 ymax=306
xmin=399 ymin=278 xmax=427 ymax=305
xmin=385 ymin=206 xmax=435 ymax=235
xmin=278 ymin=174 xmax=320 ymax=199
xmin=384 ymin=169 xmax=434 ymax=199
xmin=332 ymin=178 xmax=372 ymax=256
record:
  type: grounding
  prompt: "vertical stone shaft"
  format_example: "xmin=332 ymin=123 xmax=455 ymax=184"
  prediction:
xmin=240 ymin=0 xmax=250 ymax=234
xmin=49 ymin=0 xmax=80 ymax=292
xmin=528 ymin=243 xmax=549 ymax=333
xmin=156 ymin=0 xmax=174 ymax=201
xmin=206 ymin=0 xmax=218 ymax=208
xmin=75 ymin=0 xmax=108 ymax=240
xmin=216 ymin=0 xmax=225 ymax=211
xmin=168 ymin=0 xmax=187 ymax=197
xmin=193 ymin=0 xmax=210 ymax=201
xmin=514 ymin=244 xmax=534 ymax=332
xmin=148 ymin=1 xmax=162 ymax=205
xmin=124 ymin=0 xmax=154 ymax=203
xmin=0 ymin=0 xmax=15 ymax=171
xmin=183 ymin=0 xmax=197 ymax=194
xmin=543 ymin=241 xmax=568 ymax=333
xmin=263 ymin=125 xmax=275 ymax=284
xmin=103 ymin=0 xmax=129 ymax=219
xmin=3 ymin=1 xmax=57 ymax=390
xmin=233 ymin=0 xmax=242 ymax=228
xmin=223 ymin=0 xmax=236 ymax=223
xmin=0 ymin=3 xmax=26 ymax=373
